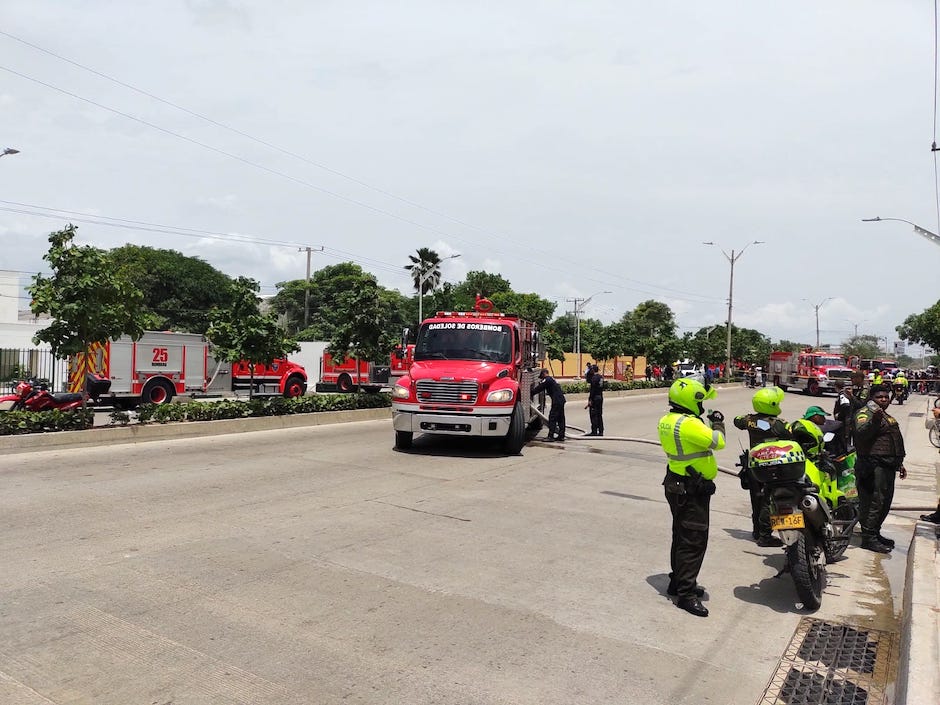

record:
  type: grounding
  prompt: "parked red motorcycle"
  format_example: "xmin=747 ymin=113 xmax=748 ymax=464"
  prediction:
xmin=0 ymin=377 xmax=86 ymax=412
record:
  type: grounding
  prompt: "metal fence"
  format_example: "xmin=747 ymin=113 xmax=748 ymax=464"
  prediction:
xmin=0 ymin=348 xmax=69 ymax=393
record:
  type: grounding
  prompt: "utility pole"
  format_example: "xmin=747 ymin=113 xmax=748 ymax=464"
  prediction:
xmin=805 ymin=298 xmax=832 ymax=349
xmin=298 ymin=246 xmax=324 ymax=328
xmin=566 ymin=291 xmax=610 ymax=374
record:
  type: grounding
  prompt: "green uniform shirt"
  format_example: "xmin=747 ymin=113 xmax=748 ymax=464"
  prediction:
xmin=658 ymin=411 xmax=725 ymax=480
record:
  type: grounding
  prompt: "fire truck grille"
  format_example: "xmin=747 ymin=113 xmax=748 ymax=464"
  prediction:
xmin=416 ymin=380 xmax=479 ymax=404
xmin=827 ymin=370 xmax=853 ymax=380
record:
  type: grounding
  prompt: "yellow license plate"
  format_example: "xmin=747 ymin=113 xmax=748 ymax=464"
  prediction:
xmin=771 ymin=512 xmax=805 ymax=530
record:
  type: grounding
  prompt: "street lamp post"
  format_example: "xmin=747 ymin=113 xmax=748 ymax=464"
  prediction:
xmin=703 ymin=240 xmax=764 ymax=380
xmin=845 ymin=319 xmax=868 ymax=338
xmin=862 ymin=217 xmax=940 ymax=249
xmin=803 ymin=297 xmax=832 ymax=349
xmin=417 ymin=253 xmax=461 ymax=327
xmin=569 ymin=291 xmax=611 ymax=373
xmin=0 ymin=147 xmax=20 ymax=158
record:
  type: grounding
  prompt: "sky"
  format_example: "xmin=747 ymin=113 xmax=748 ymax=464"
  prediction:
xmin=2 ymin=0 xmax=938 ymax=355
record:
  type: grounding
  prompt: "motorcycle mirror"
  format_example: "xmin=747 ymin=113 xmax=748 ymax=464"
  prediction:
xmin=823 ymin=432 xmax=835 ymax=442
xmin=755 ymin=418 xmax=772 ymax=431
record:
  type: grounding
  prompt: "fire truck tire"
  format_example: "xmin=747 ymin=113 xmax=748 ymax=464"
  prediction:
xmin=504 ymin=403 xmax=525 ymax=455
xmin=395 ymin=430 xmax=413 ymax=450
xmin=142 ymin=379 xmax=174 ymax=405
xmin=283 ymin=374 xmax=306 ymax=398
xmin=337 ymin=374 xmax=357 ymax=393
xmin=806 ymin=379 xmax=821 ymax=396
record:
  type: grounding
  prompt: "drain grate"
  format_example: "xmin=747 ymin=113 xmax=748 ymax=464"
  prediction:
xmin=759 ymin=618 xmax=896 ymax=705
xmin=908 ymin=412 xmax=925 ymax=418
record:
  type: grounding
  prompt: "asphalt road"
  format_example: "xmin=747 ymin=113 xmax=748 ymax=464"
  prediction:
xmin=1 ymin=386 xmax=934 ymax=704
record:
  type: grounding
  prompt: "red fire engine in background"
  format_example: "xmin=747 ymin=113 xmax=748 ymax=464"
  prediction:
xmin=391 ymin=299 xmax=543 ymax=454
xmin=69 ymin=331 xmax=307 ymax=408
xmin=316 ymin=345 xmax=415 ymax=393
xmin=768 ymin=349 xmax=854 ymax=395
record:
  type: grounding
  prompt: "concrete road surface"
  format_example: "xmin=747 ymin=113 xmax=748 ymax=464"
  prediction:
xmin=0 ymin=385 xmax=933 ymax=704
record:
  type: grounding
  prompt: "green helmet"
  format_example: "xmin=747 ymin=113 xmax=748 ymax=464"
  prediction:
xmin=752 ymin=386 xmax=785 ymax=416
xmin=668 ymin=378 xmax=716 ymax=415
xmin=789 ymin=418 xmax=824 ymax=459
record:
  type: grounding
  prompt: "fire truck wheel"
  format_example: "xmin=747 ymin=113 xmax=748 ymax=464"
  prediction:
xmin=806 ymin=379 xmax=821 ymax=396
xmin=504 ymin=403 xmax=525 ymax=455
xmin=337 ymin=374 xmax=357 ymax=393
xmin=395 ymin=430 xmax=413 ymax=450
xmin=142 ymin=379 xmax=174 ymax=405
xmin=283 ymin=375 xmax=306 ymax=398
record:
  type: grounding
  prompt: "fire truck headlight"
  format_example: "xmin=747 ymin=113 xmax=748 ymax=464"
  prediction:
xmin=486 ymin=388 xmax=514 ymax=403
xmin=391 ymin=384 xmax=411 ymax=400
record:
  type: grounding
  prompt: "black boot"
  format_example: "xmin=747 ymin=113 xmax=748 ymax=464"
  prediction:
xmin=860 ymin=537 xmax=891 ymax=553
xmin=676 ymin=596 xmax=709 ymax=617
xmin=667 ymin=573 xmax=704 ymax=597
xmin=877 ymin=534 xmax=895 ymax=548
xmin=920 ymin=511 xmax=940 ymax=524
xmin=756 ymin=535 xmax=784 ymax=547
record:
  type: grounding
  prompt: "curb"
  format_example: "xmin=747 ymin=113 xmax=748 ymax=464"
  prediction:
xmin=897 ymin=521 xmax=940 ymax=705
xmin=0 ymin=407 xmax=393 ymax=454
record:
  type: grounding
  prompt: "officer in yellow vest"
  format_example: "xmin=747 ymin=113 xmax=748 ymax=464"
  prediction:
xmin=657 ymin=378 xmax=726 ymax=617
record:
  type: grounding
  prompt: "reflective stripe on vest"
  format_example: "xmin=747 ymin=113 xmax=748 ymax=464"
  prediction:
xmin=664 ymin=416 xmax=712 ymax=462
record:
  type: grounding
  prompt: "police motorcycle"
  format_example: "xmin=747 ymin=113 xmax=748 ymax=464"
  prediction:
xmin=892 ymin=381 xmax=908 ymax=405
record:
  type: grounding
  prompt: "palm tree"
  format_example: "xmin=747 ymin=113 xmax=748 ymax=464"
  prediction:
xmin=404 ymin=247 xmax=442 ymax=295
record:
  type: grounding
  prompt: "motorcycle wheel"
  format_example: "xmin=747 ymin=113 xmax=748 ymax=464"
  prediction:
xmin=929 ymin=425 xmax=940 ymax=449
xmin=787 ymin=531 xmax=824 ymax=610
xmin=825 ymin=502 xmax=858 ymax=561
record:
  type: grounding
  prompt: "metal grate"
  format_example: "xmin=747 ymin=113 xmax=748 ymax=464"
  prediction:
xmin=415 ymin=379 xmax=478 ymax=404
xmin=759 ymin=618 xmax=896 ymax=705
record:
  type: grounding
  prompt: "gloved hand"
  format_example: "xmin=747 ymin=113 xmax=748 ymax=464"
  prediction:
xmin=706 ymin=409 xmax=725 ymax=434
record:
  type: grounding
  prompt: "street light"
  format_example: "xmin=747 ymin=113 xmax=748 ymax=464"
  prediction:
xmin=703 ymin=240 xmax=764 ymax=380
xmin=0 ymin=147 xmax=20 ymax=158
xmin=845 ymin=319 xmax=868 ymax=337
xmin=570 ymin=291 xmax=611 ymax=373
xmin=802 ymin=297 xmax=832 ymax=349
xmin=862 ymin=216 xmax=940 ymax=249
xmin=417 ymin=253 xmax=461 ymax=326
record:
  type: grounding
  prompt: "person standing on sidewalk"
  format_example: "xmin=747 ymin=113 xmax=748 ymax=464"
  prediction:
xmin=586 ymin=364 xmax=604 ymax=436
xmin=853 ymin=384 xmax=907 ymax=552
xmin=532 ymin=369 xmax=567 ymax=442
xmin=657 ymin=378 xmax=725 ymax=617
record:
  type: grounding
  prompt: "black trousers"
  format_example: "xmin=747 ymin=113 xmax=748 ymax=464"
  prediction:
xmin=856 ymin=457 xmax=897 ymax=538
xmin=664 ymin=474 xmax=711 ymax=599
xmin=589 ymin=398 xmax=604 ymax=435
xmin=747 ymin=470 xmax=772 ymax=539
xmin=547 ymin=400 xmax=566 ymax=439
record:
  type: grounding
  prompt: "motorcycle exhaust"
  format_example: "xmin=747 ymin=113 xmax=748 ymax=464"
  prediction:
xmin=800 ymin=494 xmax=832 ymax=531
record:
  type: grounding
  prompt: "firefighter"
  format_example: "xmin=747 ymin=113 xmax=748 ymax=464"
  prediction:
xmin=657 ymin=378 xmax=725 ymax=617
xmin=733 ymin=387 xmax=789 ymax=547
xmin=586 ymin=364 xmax=604 ymax=436
xmin=531 ymin=369 xmax=567 ymax=442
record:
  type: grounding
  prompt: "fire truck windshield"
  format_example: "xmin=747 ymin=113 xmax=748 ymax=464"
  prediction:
xmin=414 ymin=323 xmax=512 ymax=363
xmin=812 ymin=356 xmax=845 ymax=367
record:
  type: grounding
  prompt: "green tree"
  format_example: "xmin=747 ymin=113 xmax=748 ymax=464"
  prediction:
xmin=451 ymin=271 xmax=513 ymax=310
xmin=775 ymin=339 xmax=808 ymax=353
xmin=730 ymin=326 xmax=772 ymax=366
xmin=540 ymin=327 xmax=566 ymax=366
xmin=29 ymin=225 xmax=148 ymax=416
xmin=404 ymin=247 xmax=443 ymax=295
xmin=592 ymin=325 xmax=622 ymax=373
xmin=896 ymin=300 xmax=940 ymax=353
xmin=631 ymin=300 xmax=678 ymax=339
xmin=109 ymin=244 xmax=233 ymax=333
xmin=328 ymin=278 xmax=397 ymax=371
xmin=489 ymin=291 xmax=556 ymax=327
xmin=206 ymin=277 xmax=299 ymax=397
xmin=841 ymin=334 xmax=883 ymax=360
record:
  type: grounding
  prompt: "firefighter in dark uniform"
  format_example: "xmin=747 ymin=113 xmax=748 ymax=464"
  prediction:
xmin=853 ymin=384 xmax=907 ymax=552
xmin=733 ymin=386 xmax=790 ymax=547
xmin=587 ymin=364 xmax=604 ymax=436
xmin=532 ymin=369 xmax=567 ymax=442
xmin=657 ymin=378 xmax=725 ymax=617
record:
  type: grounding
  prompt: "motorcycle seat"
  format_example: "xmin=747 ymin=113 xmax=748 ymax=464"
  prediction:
xmin=52 ymin=393 xmax=84 ymax=403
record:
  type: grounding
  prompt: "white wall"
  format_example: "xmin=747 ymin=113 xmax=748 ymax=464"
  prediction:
xmin=290 ymin=341 xmax=329 ymax=384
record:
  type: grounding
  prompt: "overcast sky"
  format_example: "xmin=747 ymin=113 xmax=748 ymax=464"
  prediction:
xmin=2 ymin=1 xmax=937 ymax=353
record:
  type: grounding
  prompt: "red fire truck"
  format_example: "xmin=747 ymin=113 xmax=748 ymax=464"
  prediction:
xmin=768 ymin=349 xmax=854 ymax=395
xmin=391 ymin=301 xmax=543 ymax=453
xmin=69 ymin=331 xmax=307 ymax=408
xmin=316 ymin=345 xmax=415 ymax=393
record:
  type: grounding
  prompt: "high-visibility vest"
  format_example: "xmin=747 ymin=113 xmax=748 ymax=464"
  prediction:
xmin=657 ymin=411 xmax=725 ymax=480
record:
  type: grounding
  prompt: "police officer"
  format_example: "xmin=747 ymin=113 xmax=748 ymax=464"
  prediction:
xmin=733 ymin=387 xmax=790 ymax=547
xmin=853 ymin=384 xmax=907 ymax=552
xmin=532 ymin=369 xmax=567 ymax=442
xmin=657 ymin=378 xmax=725 ymax=617
xmin=834 ymin=370 xmax=869 ymax=448
xmin=586 ymin=364 xmax=604 ymax=436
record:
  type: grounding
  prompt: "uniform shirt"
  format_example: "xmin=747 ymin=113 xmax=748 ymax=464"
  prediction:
xmin=733 ymin=413 xmax=791 ymax=447
xmin=853 ymin=401 xmax=905 ymax=461
xmin=658 ymin=411 xmax=725 ymax=480
xmin=531 ymin=375 xmax=566 ymax=405
xmin=588 ymin=373 xmax=604 ymax=402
